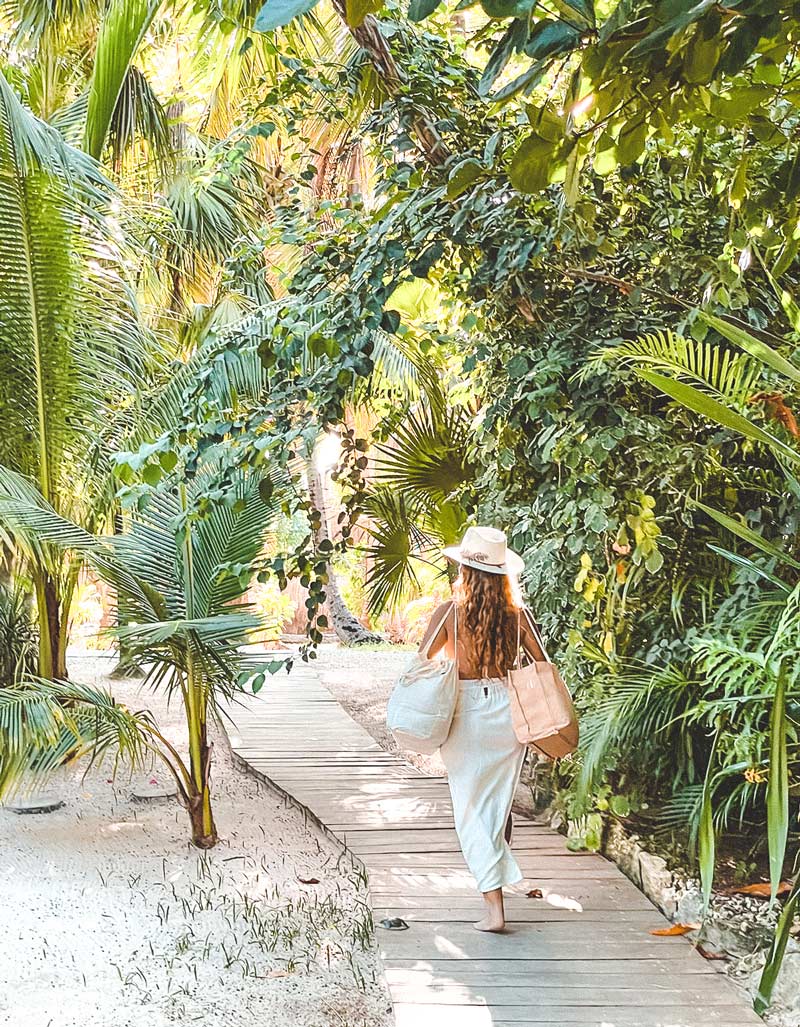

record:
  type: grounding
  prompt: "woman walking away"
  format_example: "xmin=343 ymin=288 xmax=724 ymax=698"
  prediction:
xmin=418 ymin=526 xmax=544 ymax=933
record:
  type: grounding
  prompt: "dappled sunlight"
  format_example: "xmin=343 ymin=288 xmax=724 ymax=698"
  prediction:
xmin=539 ymin=888 xmax=584 ymax=913
xmin=103 ymin=821 xmax=147 ymax=835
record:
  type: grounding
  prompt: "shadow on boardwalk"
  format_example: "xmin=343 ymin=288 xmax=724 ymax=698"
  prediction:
xmin=225 ymin=667 xmax=764 ymax=1027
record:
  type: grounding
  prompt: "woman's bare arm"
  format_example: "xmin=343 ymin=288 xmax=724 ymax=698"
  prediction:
xmin=418 ymin=601 xmax=452 ymax=657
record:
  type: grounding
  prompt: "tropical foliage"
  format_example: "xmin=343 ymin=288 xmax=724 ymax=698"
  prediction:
xmin=1 ymin=0 xmax=800 ymax=1008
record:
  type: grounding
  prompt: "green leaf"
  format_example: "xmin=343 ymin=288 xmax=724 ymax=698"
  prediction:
xmin=755 ymin=875 xmax=800 ymax=1014
xmin=381 ymin=309 xmax=401 ymax=334
xmin=254 ymin=0 xmax=320 ymax=32
xmin=345 ymin=0 xmax=377 ymax=19
xmin=84 ymin=0 xmax=162 ymax=160
xmin=637 ymin=370 xmax=800 ymax=465
xmin=593 ymin=130 xmax=617 ymax=176
xmin=625 ymin=0 xmax=716 ymax=59
xmin=508 ymin=131 xmax=559 ymax=192
xmin=683 ymin=27 xmax=720 ymax=84
xmin=562 ymin=138 xmax=585 ymax=206
xmin=705 ymin=545 xmax=790 ymax=592
xmin=691 ymin=500 xmax=800 ymax=570
xmin=752 ymin=248 xmax=800 ymax=336
xmin=728 ymin=151 xmax=749 ymax=209
xmin=753 ymin=59 xmax=781 ymax=86
xmin=409 ymin=0 xmax=443 ymax=19
xmin=523 ymin=19 xmax=580 ymax=60
xmin=616 ymin=114 xmax=648 ymax=164
xmin=479 ymin=19 xmax=528 ymax=96
xmin=446 ymin=158 xmax=483 ymax=199
xmin=767 ymin=667 xmax=789 ymax=906
xmin=556 ymin=0 xmax=593 ymax=25
xmin=481 ymin=0 xmax=537 ymax=17
xmin=701 ymin=314 xmax=800 ymax=384
xmin=698 ymin=728 xmax=718 ymax=916
xmin=491 ymin=59 xmax=548 ymax=102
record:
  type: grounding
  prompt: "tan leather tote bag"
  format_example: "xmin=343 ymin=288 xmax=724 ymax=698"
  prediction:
xmin=506 ymin=608 xmax=578 ymax=759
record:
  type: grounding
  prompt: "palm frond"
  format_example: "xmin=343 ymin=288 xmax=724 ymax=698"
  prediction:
xmin=106 ymin=66 xmax=171 ymax=170
xmin=362 ymin=486 xmax=434 ymax=615
xmin=587 ymin=330 xmax=762 ymax=406
xmin=0 ymin=676 xmax=154 ymax=801
xmin=0 ymin=76 xmax=146 ymax=520
xmin=373 ymin=402 xmax=474 ymax=504
xmin=84 ymin=0 xmax=161 ymax=160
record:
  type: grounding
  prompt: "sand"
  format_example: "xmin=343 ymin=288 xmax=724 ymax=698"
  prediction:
xmin=0 ymin=653 xmax=391 ymax=1027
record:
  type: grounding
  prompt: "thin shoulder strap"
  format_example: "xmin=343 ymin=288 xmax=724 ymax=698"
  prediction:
xmin=522 ymin=605 xmax=550 ymax=663
xmin=423 ymin=600 xmax=455 ymax=659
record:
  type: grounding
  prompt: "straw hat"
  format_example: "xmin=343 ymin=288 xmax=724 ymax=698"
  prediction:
xmin=443 ymin=526 xmax=524 ymax=577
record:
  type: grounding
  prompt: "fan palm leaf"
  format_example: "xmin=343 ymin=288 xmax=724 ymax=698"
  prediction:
xmin=0 ymin=80 xmax=150 ymax=675
xmin=373 ymin=401 xmax=474 ymax=504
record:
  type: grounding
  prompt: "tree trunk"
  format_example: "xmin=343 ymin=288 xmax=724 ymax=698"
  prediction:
xmin=183 ymin=648 xmax=218 ymax=848
xmin=35 ymin=574 xmax=67 ymax=679
xmin=307 ymin=461 xmax=383 ymax=646
xmin=184 ymin=715 xmax=217 ymax=847
xmin=186 ymin=778 xmax=217 ymax=849
xmin=329 ymin=0 xmax=449 ymax=168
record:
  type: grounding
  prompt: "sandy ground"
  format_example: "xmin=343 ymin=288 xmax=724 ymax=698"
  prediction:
xmin=0 ymin=653 xmax=391 ymax=1027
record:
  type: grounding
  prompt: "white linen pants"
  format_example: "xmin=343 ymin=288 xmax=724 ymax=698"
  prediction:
xmin=439 ymin=678 xmax=526 ymax=892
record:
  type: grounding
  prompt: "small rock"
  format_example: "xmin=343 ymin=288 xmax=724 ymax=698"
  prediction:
xmin=638 ymin=851 xmax=674 ymax=912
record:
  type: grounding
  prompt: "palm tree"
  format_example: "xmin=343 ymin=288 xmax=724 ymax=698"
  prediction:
xmin=362 ymin=387 xmax=476 ymax=614
xmin=0 ymin=460 xmax=284 ymax=846
xmin=0 ymin=74 xmax=150 ymax=678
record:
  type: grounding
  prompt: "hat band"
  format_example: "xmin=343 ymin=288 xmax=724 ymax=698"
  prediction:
xmin=462 ymin=549 xmax=503 ymax=566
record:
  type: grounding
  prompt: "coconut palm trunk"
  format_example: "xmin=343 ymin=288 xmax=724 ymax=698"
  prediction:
xmin=307 ymin=463 xmax=382 ymax=645
xmin=182 ymin=654 xmax=217 ymax=847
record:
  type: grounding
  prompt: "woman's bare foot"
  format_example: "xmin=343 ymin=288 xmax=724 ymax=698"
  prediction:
xmin=475 ymin=887 xmax=506 ymax=932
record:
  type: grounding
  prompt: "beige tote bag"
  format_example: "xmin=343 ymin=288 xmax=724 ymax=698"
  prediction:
xmin=387 ymin=602 xmax=458 ymax=754
xmin=507 ymin=607 xmax=578 ymax=759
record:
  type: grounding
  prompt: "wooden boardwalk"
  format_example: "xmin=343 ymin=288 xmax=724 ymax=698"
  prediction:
xmin=225 ymin=666 xmax=763 ymax=1027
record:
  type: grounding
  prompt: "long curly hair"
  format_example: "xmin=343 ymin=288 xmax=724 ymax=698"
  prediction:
xmin=453 ymin=565 xmax=522 ymax=677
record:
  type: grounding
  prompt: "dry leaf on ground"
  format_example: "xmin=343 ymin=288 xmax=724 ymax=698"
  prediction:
xmin=297 ymin=876 xmax=320 ymax=885
xmin=725 ymin=881 xmax=792 ymax=898
xmin=649 ymin=923 xmax=700 ymax=936
xmin=696 ymin=945 xmax=727 ymax=960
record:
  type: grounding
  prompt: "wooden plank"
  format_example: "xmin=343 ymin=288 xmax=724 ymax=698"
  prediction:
xmin=383 ymin=968 xmax=720 ymax=987
xmin=364 ymin=853 xmax=614 ymax=869
xmin=369 ymin=889 xmax=655 ymax=912
xmin=391 ymin=1006 xmax=760 ymax=1026
xmin=382 ymin=958 xmax=718 ymax=976
xmin=374 ymin=907 xmax=666 ymax=925
xmin=387 ymin=984 xmax=747 ymax=1006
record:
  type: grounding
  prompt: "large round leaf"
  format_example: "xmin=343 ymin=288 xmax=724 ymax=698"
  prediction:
xmin=254 ymin=0 xmax=320 ymax=32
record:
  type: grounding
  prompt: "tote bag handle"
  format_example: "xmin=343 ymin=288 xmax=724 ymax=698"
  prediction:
xmin=515 ymin=606 xmax=551 ymax=666
xmin=422 ymin=600 xmax=457 ymax=660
